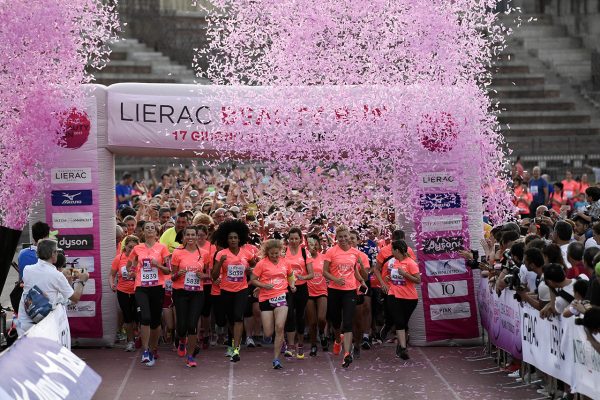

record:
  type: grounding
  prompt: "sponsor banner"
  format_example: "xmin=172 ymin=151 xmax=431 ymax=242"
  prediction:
xmin=24 ymin=304 xmax=71 ymax=350
xmin=419 ymin=192 xmax=462 ymax=211
xmin=65 ymin=256 xmax=95 ymax=273
xmin=418 ymin=171 xmax=458 ymax=189
xmin=66 ymin=301 xmax=96 ymax=318
xmin=51 ymin=167 xmax=92 ymax=184
xmin=570 ymin=324 xmax=600 ymax=398
xmin=421 ymin=215 xmax=463 ymax=233
xmin=45 ymin=96 xmax=103 ymax=338
xmin=57 ymin=235 xmax=94 ymax=251
xmin=0 ymin=336 xmax=101 ymax=400
xmin=52 ymin=212 xmax=94 ymax=229
xmin=430 ymin=302 xmax=472 ymax=321
xmin=422 ymin=236 xmax=464 ymax=254
xmin=427 ymin=280 xmax=469 ymax=299
xmin=51 ymin=190 xmax=93 ymax=206
xmin=82 ymin=279 xmax=96 ymax=296
xmin=424 ymin=259 xmax=468 ymax=277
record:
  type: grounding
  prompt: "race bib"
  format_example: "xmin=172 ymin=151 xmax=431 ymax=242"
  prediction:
xmin=120 ymin=265 xmax=132 ymax=280
xmin=184 ymin=271 xmax=202 ymax=291
xmin=390 ymin=268 xmax=406 ymax=286
xmin=530 ymin=185 xmax=538 ymax=196
xmin=141 ymin=259 xmax=159 ymax=287
xmin=269 ymin=294 xmax=287 ymax=308
xmin=565 ymin=190 xmax=573 ymax=199
xmin=164 ymin=279 xmax=173 ymax=294
xmin=227 ymin=265 xmax=246 ymax=282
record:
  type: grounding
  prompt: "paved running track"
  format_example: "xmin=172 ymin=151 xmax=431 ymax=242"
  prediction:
xmin=75 ymin=344 xmax=540 ymax=400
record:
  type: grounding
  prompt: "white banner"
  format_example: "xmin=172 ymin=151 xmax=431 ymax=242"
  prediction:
xmin=25 ymin=304 xmax=71 ymax=350
xmin=427 ymin=280 xmax=469 ymax=299
xmin=421 ymin=215 xmax=463 ymax=233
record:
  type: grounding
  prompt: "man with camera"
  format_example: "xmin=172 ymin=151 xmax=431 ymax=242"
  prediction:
xmin=540 ymin=264 xmax=577 ymax=319
xmin=17 ymin=239 xmax=89 ymax=336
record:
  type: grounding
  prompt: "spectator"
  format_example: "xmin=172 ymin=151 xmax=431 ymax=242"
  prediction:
xmin=561 ymin=170 xmax=579 ymax=201
xmin=586 ymin=222 xmax=600 ymax=250
xmin=572 ymin=215 xmax=592 ymax=244
xmin=582 ymin=307 xmax=600 ymax=354
xmin=160 ymin=212 xmax=189 ymax=253
xmin=17 ymin=221 xmax=50 ymax=280
xmin=158 ymin=207 xmax=172 ymax=225
xmin=553 ymin=221 xmax=573 ymax=269
xmin=116 ymin=172 xmax=134 ymax=209
xmin=562 ymin=279 xmax=588 ymax=318
xmin=17 ymin=239 xmax=89 ymax=336
xmin=587 ymin=253 xmax=600 ymax=306
xmin=541 ymin=263 xmax=576 ymax=318
xmin=566 ymin=241 xmax=586 ymax=279
xmin=516 ymin=247 xmax=545 ymax=310
xmin=549 ymin=182 xmax=566 ymax=214
xmin=579 ymin=173 xmax=590 ymax=195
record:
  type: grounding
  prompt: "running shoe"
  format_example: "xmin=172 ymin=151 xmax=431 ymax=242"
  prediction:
xmin=186 ymin=355 xmax=197 ymax=368
xmin=332 ymin=340 xmax=341 ymax=355
xmin=246 ymin=336 xmax=256 ymax=348
xmin=141 ymin=349 xmax=151 ymax=364
xmin=177 ymin=339 xmax=187 ymax=357
xmin=320 ymin=336 xmax=329 ymax=352
xmin=273 ymin=359 xmax=283 ymax=369
xmin=284 ymin=345 xmax=295 ymax=358
xmin=399 ymin=346 xmax=410 ymax=360
xmin=202 ymin=335 xmax=210 ymax=350
xmin=395 ymin=344 xmax=402 ymax=359
xmin=341 ymin=352 xmax=353 ymax=368
xmin=296 ymin=345 xmax=305 ymax=359
xmin=263 ymin=336 xmax=273 ymax=345
xmin=125 ymin=341 xmax=135 ymax=352
xmin=231 ymin=347 xmax=241 ymax=362
xmin=254 ymin=336 xmax=263 ymax=347
xmin=225 ymin=347 xmax=234 ymax=358
xmin=353 ymin=346 xmax=360 ymax=359
xmin=280 ymin=341 xmax=287 ymax=354
xmin=309 ymin=345 xmax=318 ymax=357
xmin=361 ymin=337 xmax=371 ymax=350
xmin=146 ymin=352 xmax=156 ymax=367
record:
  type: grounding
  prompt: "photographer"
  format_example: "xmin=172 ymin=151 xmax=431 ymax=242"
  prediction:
xmin=17 ymin=239 xmax=89 ymax=336
xmin=494 ymin=231 xmax=521 ymax=294
xmin=515 ymin=247 xmax=545 ymax=310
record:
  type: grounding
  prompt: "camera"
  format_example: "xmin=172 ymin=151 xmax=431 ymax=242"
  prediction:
xmin=465 ymin=250 xmax=480 ymax=269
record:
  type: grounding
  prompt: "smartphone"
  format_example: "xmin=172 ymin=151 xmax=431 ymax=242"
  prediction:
xmin=359 ymin=285 xmax=368 ymax=295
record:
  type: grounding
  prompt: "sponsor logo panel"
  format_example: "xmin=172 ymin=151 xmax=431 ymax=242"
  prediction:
xmin=418 ymin=171 xmax=458 ymax=188
xmin=65 ymin=256 xmax=95 ymax=273
xmin=422 ymin=236 xmax=464 ymax=254
xmin=52 ymin=212 xmax=94 ymax=229
xmin=51 ymin=168 xmax=92 ymax=184
xmin=419 ymin=193 xmax=462 ymax=211
xmin=428 ymin=280 xmax=469 ymax=299
xmin=424 ymin=259 xmax=468 ymax=277
xmin=51 ymin=190 xmax=93 ymax=206
xmin=421 ymin=215 xmax=463 ymax=233
xmin=57 ymin=235 xmax=94 ymax=250
xmin=66 ymin=301 xmax=96 ymax=318
xmin=430 ymin=302 xmax=472 ymax=321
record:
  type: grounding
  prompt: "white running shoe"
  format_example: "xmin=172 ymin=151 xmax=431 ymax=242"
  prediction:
xmin=125 ymin=341 xmax=135 ymax=352
xmin=246 ymin=337 xmax=256 ymax=348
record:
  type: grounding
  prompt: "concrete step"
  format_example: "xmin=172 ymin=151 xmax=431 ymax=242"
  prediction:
xmin=523 ymin=37 xmax=582 ymax=50
xmin=497 ymin=111 xmax=591 ymax=125
xmin=489 ymin=85 xmax=561 ymax=99
xmin=93 ymin=75 xmax=179 ymax=85
xmin=511 ymin=25 xmax=566 ymax=38
xmin=110 ymin=51 xmax=128 ymax=61
xmin=96 ymin=61 xmax=153 ymax=74
xmin=129 ymin=52 xmax=171 ymax=63
xmin=536 ymin=48 xmax=591 ymax=62
xmin=492 ymin=73 xmax=545 ymax=86
xmin=490 ymin=64 xmax=530 ymax=74
xmin=501 ymin=123 xmax=600 ymax=136
xmin=496 ymin=98 xmax=576 ymax=112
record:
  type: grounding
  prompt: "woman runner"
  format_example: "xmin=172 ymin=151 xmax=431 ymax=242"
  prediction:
xmin=378 ymin=240 xmax=421 ymax=359
xmin=305 ymin=234 xmax=328 ymax=356
xmin=126 ymin=221 xmax=171 ymax=367
xmin=197 ymin=225 xmax=217 ymax=350
xmin=171 ymin=226 xmax=211 ymax=367
xmin=211 ymin=220 xmax=256 ymax=362
xmin=282 ymin=227 xmax=313 ymax=358
xmin=323 ymin=225 xmax=368 ymax=368
xmin=250 ymin=239 xmax=296 ymax=369
xmin=109 ymin=235 xmax=140 ymax=352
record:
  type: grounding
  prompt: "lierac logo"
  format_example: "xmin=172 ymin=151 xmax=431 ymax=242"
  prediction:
xmin=51 ymin=168 xmax=91 ymax=184
xmin=419 ymin=171 xmax=458 ymax=188
xmin=51 ymin=190 xmax=93 ymax=206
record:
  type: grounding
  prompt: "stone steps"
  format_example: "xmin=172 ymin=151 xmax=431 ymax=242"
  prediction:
xmin=489 ymin=85 xmax=561 ymax=99
xmin=501 ymin=123 xmax=600 ymax=137
xmin=492 ymin=73 xmax=545 ymax=86
xmin=496 ymin=98 xmax=576 ymax=111
xmin=497 ymin=111 xmax=590 ymax=125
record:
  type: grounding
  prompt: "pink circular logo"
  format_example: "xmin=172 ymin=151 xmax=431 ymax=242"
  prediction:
xmin=60 ymin=108 xmax=90 ymax=149
xmin=418 ymin=112 xmax=458 ymax=153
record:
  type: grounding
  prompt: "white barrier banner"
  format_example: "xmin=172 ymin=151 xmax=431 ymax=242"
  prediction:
xmin=25 ymin=304 xmax=72 ymax=350
xmin=569 ymin=323 xmax=600 ymax=398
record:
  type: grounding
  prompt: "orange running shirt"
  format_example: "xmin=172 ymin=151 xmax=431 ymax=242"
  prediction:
xmin=253 ymin=258 xmax=292 ymax=302
xmin=324 ymin=245 xmax=361 ymax=291
xmin=307 ymin=253 xmax=327 ymax=297
xmin=111 ymin=252 xmax=135 ymax=294
xmin=284 ymin=247 xmax=308 ymax=286
xmin=383 ymin=257 xmax=420 ymax=300
xmin=128 ymin=242 xmax=171 ymax=288
xmin=216 ymin=247 xmax=252 ymax=292
xmin=171 ymin=247 xmax=210 ymax=291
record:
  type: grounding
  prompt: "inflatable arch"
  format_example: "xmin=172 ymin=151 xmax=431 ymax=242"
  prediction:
xmin=31 ymin=83 xmax=484 ymax=346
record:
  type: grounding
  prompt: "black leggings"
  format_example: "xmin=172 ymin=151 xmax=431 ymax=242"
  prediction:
xmin=212 ymin=294 xmax=227 ymax=327
xmin=201 ymin=285 xmax=212 ymax=318
xmin=386 ymin=296 xmax=418 ymax=330
xmin=285 ymin=284 xmax=308 ymax=334
xmin=220 ymin=288 xmax=248 ymax=323
xmin=117 ymin=290 xmax=137 ymax=324
xmin=173 ymin=289 xmax=205 ymax=337
xmin=135 ymin=286 xmax=164 ymax=329
xmin=327 ymin=288 xmax=357 ymax=333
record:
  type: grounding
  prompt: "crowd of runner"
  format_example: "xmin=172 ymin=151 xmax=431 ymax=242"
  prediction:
xmin=112 ymin=165 xmax=419 ymax=369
